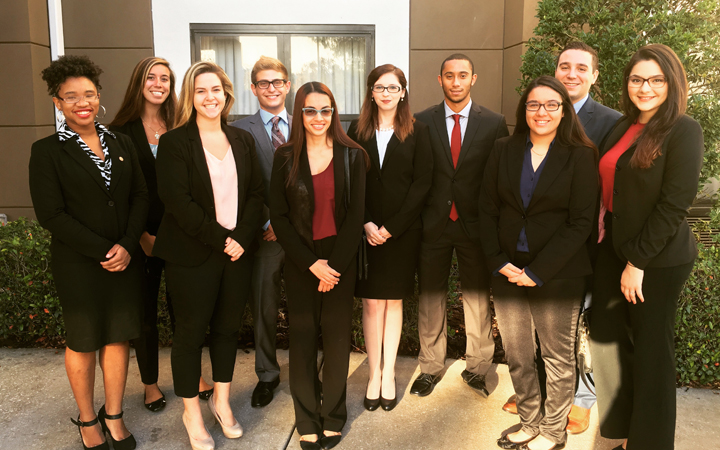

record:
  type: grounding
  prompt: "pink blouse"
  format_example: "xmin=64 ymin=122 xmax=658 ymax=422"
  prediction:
xmin=204 ymin=146 xmax=238 ymax=230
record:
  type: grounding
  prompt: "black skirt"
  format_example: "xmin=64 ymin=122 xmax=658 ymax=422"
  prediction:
xmin=355 ymin=228 xmax=421 ymax=299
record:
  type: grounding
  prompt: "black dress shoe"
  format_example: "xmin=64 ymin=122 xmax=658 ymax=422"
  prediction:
xmin=319 ymin=434 xmax=342 ymax=449
xmin=380 ymin=378 xmax=397 ymax=411
xmin=198 ymin=388 xmax=213 ymax=401
xmin=612 ymin=445 xmax=625 ymax=450
xmin=519 ymin=443 xmax=565 ymax=450
xmin=144 ymin=390 xmax=166 ymax=413
xmin=98 ymin=405 xmax=136 ymax=450
xmin=496 ymin=433 xmax=536 ymax=449
xmin=461 ymin=369 xmax=489 ymax=397
xmin=410 ymin=373 xmax=439 ymax=397
xmin=251 ymin=378 xmax=280 ymax=408
xmin=299 ymin=439 xmax=322 ymax=450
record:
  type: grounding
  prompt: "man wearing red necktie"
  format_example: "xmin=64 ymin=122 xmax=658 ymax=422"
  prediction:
xmin=412 ymin=54 xmax=509 ymax=398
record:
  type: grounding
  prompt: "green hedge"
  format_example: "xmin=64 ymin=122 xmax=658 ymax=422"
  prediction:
xmin=1 ymin=217 xmax=718 ymax=386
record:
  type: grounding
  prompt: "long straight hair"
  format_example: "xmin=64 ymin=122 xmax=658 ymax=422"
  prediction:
xmin=110 ymin=57 xmax=177 ymax=129
xmin=175 ymin=61 xmax=235 ymax=127
xmin=621 ymin=44 xmax=688 ymax=169
xmin=514 ymin=75 xmax=597 ymax=156
xmin=355 ymin=64 xmax=414 ymax=142
xmin=283 ymin=81 xmax=368 ymax=186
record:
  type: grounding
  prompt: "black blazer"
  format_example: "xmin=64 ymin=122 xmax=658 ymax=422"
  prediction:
xmin=347 ymin=120 xmax=433 ymax=237
xmin=269 ymin=143 xmax=366 ymax=274
xmin=577 ymin=96 xmax=622 ymax=147
xmin=28 ymin=131 xmax=149 ymax=262
xmin=601 ymin=115 xmax=704 ymax=269
xmin=415 ymin=101 xmax=509 ymax=244
xmin=478 ymin=134 xmax=598 ymax=283
xmin=110 ymin=118 xmax=164 ymax=235
xmin=153 ymin=120 xmax=265 ymax=267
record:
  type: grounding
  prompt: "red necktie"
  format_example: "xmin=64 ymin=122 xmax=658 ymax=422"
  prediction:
xmin=449 ymin=114 xmax=461 ymax=221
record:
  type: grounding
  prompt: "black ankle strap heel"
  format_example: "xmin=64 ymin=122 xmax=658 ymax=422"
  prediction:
xmin=98 ymin=405 xmax=137 ymax=450
xmin=71 ymin=415 xmax=109 ymax=450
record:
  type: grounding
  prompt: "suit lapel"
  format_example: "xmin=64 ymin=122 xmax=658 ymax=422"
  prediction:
xmin=431 ymin=105 xmax=453 ymax=167
xmin=106 ymin=136 xmax=125 ymax=195
xmin=528 ymin=142 xmax=571 ymax=210
xmin=248 ymin=111 xmax=275 ymax=168
xmin=332 ymin=144 xmax=345 ymax=217
xmin=62 ymin=138 xmax=111 ymax=197
xmin=600 ymin=117 xmax=632 ymax=157
xmin=129 ymin=119 xmax=155 ymax=166
xmin=381 ymin=133 xmax=401 ymax=174
xmin=187 ymin=122 xmax=215 ymax=201
xmin=508 ymin=136 xmax=526 ymax=210
xmin=577 ymin=97 xmax=594 ymax=131
xmin=366 ymin=133 xmax=382 ymax=176
xmin=457 ymin=103 xmax=481 ymax=170
xmin=299 ymin=145 xmax=315 ymax=212
xmin=224 ymin=124 xmax=246 ymax=218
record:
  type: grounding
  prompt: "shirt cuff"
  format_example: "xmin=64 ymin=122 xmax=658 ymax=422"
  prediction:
xmin=262 ymin=220 xmax=271 ymax=231
xmin=493 ymin=262 xmax=510 ymax=276
xmin=523 ymin=267 xmax=544 ymax=287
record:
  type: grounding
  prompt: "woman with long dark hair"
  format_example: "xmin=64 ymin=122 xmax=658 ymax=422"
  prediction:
xmin=153 ymin=61 xmax=264 ymax=450
xmin=30 ymin=55 xmax=148 ymax=450
xmin=347 ymin=64 xmax=432 ymax=412
xmin=478 ymin=75 xmax=598 ymax=450
xmin=590 ymin=44 xmax=704 ymax=450
xmin=269 ymin=82 xmax=367 ymax=449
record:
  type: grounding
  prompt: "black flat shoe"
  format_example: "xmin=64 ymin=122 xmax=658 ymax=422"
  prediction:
xmin=71 ymin=415 xmax=109 ymax=450
xmin=319 ymin=433 xmax=342 ymax=450
xmin=300 ymin=440 xmax=322 ymax=450
xmin=380 ymin=377 xmax=397 ymax=411
xmin=519 ymin=443 xmax=565 ymax=450
xmin=98 ymin=405 xmax=136 ymax=450
xmin=144 ymin=390 xmax=166 ymax=413
xmin=251 ymin=378 xmax=280 ymax=407
xmin=199 ymin=388 xmax=213 ymax=401
xmin=410 ymin=373 xmax=439 ymax=397
xmin=496 ymin=433 xmax=536 ymax=449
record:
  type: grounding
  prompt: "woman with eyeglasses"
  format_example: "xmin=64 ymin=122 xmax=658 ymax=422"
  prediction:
xmin=29 ymin=55 xmax=148 ymax=450
xmin=153 ymin=61 xmax=264 ymax=450
xmin=346 ymin=64 xmax=432 ymax=412
xmin=590 ymin=45 xmax=703 ymax=450
xmin=478 ymin=75 xmax=598 ymax=450
xmin=269 ymin=82 xmax=368 ymax=449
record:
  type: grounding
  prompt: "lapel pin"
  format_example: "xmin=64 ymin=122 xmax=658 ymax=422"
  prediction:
xmin=119 ymin=156 xmax=124 ymax=161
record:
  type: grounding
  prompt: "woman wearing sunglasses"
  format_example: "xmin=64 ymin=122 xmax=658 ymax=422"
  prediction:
xmin=478 ymin=76 xmax=597 ymax=450
xmin=347 ymin=64 xmax=432 ymax=412
xmin=590 ymin=44 xmax=704 ymax=450
xmin=269 ymin=82 xmax=368 ymax=449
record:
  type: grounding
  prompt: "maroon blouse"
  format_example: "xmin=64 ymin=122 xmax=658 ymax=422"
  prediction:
xmin=312 ymin=159 xmax=338 ymax=240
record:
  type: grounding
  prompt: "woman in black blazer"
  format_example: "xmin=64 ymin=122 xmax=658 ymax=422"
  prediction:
xmin=153 ymin=62 xmax=264 ymax=450
xmin=270 ymin=82 xmax=367 ymax=450
xmin=347 ymin=64 xmax=432 ymax=412
xmin=478 ymin=76 xmax=598 ymax=450
xmin=29 ymin=55 xmax=148 ymax=450
xmin=590 ymin=45 xmax=704 ymax=450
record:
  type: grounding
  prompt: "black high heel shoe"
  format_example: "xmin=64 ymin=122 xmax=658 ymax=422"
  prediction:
xmin=300 ymin=439 xmax=322 ymax=450
xmin=98 ymin=405 xmax=137 ymax=450
xmin=364 ymin=381 xmax=381 ymax=411
xmin=71 ymin=415 xmax=109 ymax=450
xmin=380 ymin=377 xmax=398 ymax=411
xmin=319 ymin=433 xmax=342 ymax=450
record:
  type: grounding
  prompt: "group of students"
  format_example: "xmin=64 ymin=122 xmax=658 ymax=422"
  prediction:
xmin=27 ymin=39 xmax=703 ymax=450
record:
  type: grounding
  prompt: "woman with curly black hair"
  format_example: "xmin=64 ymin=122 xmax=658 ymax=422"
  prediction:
xmin=29 ymin=55 xmax=148 ymax=450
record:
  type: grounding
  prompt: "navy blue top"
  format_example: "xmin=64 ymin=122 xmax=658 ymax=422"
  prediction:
xmin=495 ymin=135 xmax=554 ymax=286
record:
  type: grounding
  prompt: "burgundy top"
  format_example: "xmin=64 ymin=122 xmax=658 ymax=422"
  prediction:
xmin=312 ymin=159 xmax=338 ymax=240
xmin=599 ymin=122 xmax=645 ymax=212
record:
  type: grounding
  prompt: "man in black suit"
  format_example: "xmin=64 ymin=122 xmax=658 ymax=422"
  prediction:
xmin=501 ymin=42 xmax=622 ymax=434
xmin=230 ymin=56 xmax=292 ymax=407
xmin=411 ymin=54 xmax=509 ymax=398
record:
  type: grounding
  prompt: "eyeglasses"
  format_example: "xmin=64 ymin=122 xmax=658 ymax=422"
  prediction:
xmin=56 ymin=93 xmax=99 ymax=104
xmin=525 ymin=101 xmax=562 ymax=112
xmin=254 ymin=79 xmax=287 ymax=89
xmin=302 ymin=107 xmax=334 ymax=118
xmin=627 ymin=76 xmax=666 ymax=88
xmin=371 ymin=85 xmax=402 ymax=93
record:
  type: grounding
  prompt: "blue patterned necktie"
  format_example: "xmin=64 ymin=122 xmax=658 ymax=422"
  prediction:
xmin=270 ymin=116 xmax=286 ymax=150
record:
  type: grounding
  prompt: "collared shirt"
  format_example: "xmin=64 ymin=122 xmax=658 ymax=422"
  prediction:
xmin=443 ymin=99 xmax=472 ymax=145
xmin=259 ymin=108 xmax=289 ymax=142
xmin=573 ymin=94 xmax=589 ymax=114
xmin=58 ymin=121 xmax=114 ymax=189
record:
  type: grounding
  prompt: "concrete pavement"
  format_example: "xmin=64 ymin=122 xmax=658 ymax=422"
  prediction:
xmin=0 ymin=348 xmax=717 ymax=449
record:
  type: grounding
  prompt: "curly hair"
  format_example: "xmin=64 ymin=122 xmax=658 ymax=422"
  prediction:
xmin=40 ymin=55 xmax=103 ymax=97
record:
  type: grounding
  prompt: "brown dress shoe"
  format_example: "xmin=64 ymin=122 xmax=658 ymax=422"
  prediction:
xmin=502 ymin=394 xmax=518 ymax=414
xmin=566 ymin=405 xmax=590 ymax=434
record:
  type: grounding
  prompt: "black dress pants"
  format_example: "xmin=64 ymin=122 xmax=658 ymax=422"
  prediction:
xmin=591 ymin=230 xmax=693 ymax=450
xmin=286 ymin=236 xmax=357 ymax=435
xmin=166 ymin=250 xmax=252 ymax=398
xmin=132 ymin=254 xmax=175 ymax=386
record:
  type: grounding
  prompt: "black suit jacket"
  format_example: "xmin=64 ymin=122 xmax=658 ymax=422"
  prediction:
xmin=601 ymin=115 xmax=704 ymax=269
xmin=347 ymin=120 xmax=433 ymax=237
xmin=269 ymin=144 xmax=366 ymax=274
xmin=478 ymin=134 xmax=598 ymax=283
xmin=110 ymin=118 xmax=164 ymax=235
xmin=577 ymin=96 xmax=622 ymax=148
xmin=28 ymin=131 xmax=149 ymax=262
xmin=415 ymin=101 xmax=509 ymax=244
xmin=153 ymin=120 xmax=265 ymax=266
